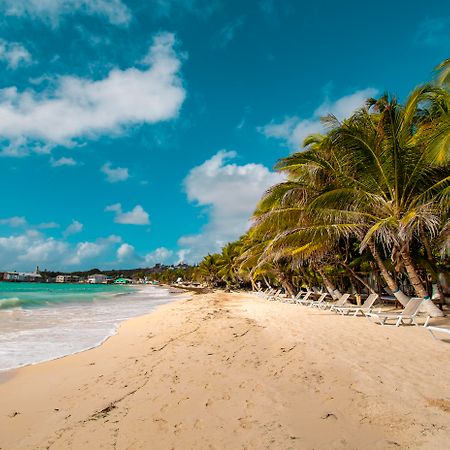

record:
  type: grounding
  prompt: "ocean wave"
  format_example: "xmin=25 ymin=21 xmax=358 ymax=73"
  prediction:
xmin=0 ymin=297 xmax=23 ymax=309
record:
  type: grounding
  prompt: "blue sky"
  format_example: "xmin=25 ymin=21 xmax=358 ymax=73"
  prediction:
xmin=0 ymin=0 xmax=449 ymax=271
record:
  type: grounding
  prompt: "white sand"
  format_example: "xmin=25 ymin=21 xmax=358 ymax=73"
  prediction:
xmin=0 ymin=291 xmax=449 ymax=449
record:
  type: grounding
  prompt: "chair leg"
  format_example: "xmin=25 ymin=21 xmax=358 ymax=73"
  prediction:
xmin=396 ymin=317 xmax=402 ymax=327
xmin=427 ymin=329 xmax=437 ymax=340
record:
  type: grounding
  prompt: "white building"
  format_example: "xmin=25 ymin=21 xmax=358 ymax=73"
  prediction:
xmin=87 ymin=274 xmax=108 ymax=284
xmin=3 ymin=269 xmax=42 ymax=282
xmin=55 ymin=275 xmax=80 ymax=283
xmin=56 ymin=275 xmax=71 ymax=283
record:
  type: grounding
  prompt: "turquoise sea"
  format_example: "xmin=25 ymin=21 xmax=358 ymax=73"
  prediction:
xmin=0 ymin=282 xmax=179 ymax=371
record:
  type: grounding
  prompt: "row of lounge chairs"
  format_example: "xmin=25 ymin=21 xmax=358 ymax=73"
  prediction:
xmin=255 ymin=287 xmax=449 ymax=341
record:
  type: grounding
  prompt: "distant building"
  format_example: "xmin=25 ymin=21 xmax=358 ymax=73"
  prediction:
xmin=56 ymin=275 xmax=71 ymax=283
xmin=56 ymin=275 xmax=80 ymax=283
xmin=114 ymin=277 xmax=131 ymax=284
xmin=3 ymin=269 xmax=42 ymax=282
xmin=87 ymin=274 xmax=108 ymax=284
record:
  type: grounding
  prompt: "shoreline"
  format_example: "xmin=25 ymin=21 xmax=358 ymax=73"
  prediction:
xmin=0 ymin=284 xmax=186 ymax=376
xmin=0 ymin=291 xmax=449 ymax=449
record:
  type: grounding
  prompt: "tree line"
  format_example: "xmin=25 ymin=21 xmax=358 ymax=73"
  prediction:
xmin=193 ymin=59 xmax=449 ymax=318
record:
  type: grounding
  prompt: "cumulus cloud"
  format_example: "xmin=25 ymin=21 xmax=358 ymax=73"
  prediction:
xmin=0 ymin=39 xmax=32 ymax=69
xmin=259 ymin=88 xmax=378 ymax=150
xmin=1 ymin=0 xmax=132 ymax=26
xmin=105 ymin=203 xmax=150 ymax=225
xmin=50 ymin=156 xmax=77 ymax=167
xmin=144 ymin=247 xmax=174 ymax=265
xmin=0 ymin=216 xmax=27 ymax=227
xmin=65 ymin=235 xmax=121 ymax=266
xmin=0 ymin=224 xmax=125 ymax=270
xmin=0 ymin=32 xmax=186 ymax=156
xmin=177 ymin=150 xmax=283 ymax=262
xmin=116 ymin=243 xmax=136 ymax=261
xmin=63 ymin=220 xmax=83 ymax=237
xmin=101 ymin=162 xmax=129 ymax=183
xmin=0 ymin=230 xmax=69 ymax=269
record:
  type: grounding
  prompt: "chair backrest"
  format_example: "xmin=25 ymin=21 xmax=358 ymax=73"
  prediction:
xmin=302 ymin=291 xmax=312 ymax=301
xmin=336 ymin=293 xmax=351 ymax=306
xmin=316 ymin=293 xmax=327 ymax=303
xmin=362 ymin=293 xmax=379 ymax=309
xmin=402 ymin=297 xmax=423 ymax=316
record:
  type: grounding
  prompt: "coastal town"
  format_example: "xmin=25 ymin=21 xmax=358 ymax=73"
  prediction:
xmin=0 ymin=263 xmax=193 ymax=285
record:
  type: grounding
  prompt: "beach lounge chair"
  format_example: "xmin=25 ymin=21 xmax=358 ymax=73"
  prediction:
xmin=286 ymin=290 xmax=306 ymax=303
xmin=264 ymin=288 xmax=280 ymax=300
xmin=367 ymin=297 xmax=425 ymax=326
xmin=308 ymin=293 xmax=329 ymax=308
xmin=326 ymin=293 xmax=351 ymax=311
xmin=267 ymin=289 xmax=282 ymax=301
xmin=296 ymin=291 xmax=314 ymax=305
xmin=426 ymin=326 xmax=450 ymax=341
xmin=334 ymin=293 xmax=379 ymax=317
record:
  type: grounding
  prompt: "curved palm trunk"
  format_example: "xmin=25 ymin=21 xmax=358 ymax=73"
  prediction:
xmin=421 ymin=232 xmax=446 ymax=306
xmin=400 ymin=248 xmax=444 ymax=317
xmin=317 ymin=267 xmax=342 ymax=299
xmin=342 ymin=262 xmax=376 ymax=294
xmin=277 ymin=271 xmax=295 ymax=297
xmin=368 ymin=241 xmax=410 ymax=307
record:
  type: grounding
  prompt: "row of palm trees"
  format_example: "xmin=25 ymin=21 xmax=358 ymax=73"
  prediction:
xmin=194 ymin=59 xmax=450 ymax=317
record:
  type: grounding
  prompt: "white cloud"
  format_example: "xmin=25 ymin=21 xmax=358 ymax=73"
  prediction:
xmin=0 ymin=227 xmax=124 ymax=271
xmin=117 ymin=243 xmax=136 ymax=261
xmin=0 ymin=230 xmax=69 ymax=269
xmin=177 ymin=150 xmax=283 ymax=262
xmin=144 ymin=247 xmax=173 ymax=265
xmin=259 ymin=88 xmax=378 ymax=150
xmin=0 ymin=216 xmax=27 ymax=227
xmin=101 ymin=162 xmax=129 ymax=183
xmin=1 ymin=0 xmax=132 ymax=26
xmin=65 ymin=234 xmax=121 ymax=266
xmin=50 ymin=156 xmax=77 ymax=167
xmin=64 ymin=220 xmax=83 ymax=237
xmin=0 ymin=32 xmax=186 ymax=156
xmin=0 ymin=39 xmax=32 ymax=69
xmin=105 ymin=203 xmax=150 ymax=225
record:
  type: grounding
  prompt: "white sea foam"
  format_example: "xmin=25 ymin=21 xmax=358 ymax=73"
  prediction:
xmin=0 ymin=285 xmax=181 ymax=372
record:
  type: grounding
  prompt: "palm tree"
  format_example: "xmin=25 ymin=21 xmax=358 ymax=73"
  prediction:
xmin=196 ymin=253 xmax=221 ymax=286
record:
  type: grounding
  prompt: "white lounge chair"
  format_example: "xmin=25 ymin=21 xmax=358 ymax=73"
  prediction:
xmin=426 ymin=326 xmax=450 ymax=341
xmin=308 ymin=293 xmax=329 ymax=308
xmin=266 ymin=289 xmax=281 ymax=301
xmin=296 ymin=291 xmax=314 ymax=305
xmin=334 ymin=293 xmax=379 ymax=317
xmin=327 ymin=293 xmax=351 ymax=311
xmin=367 ymin=297 xmax=425 ymax=326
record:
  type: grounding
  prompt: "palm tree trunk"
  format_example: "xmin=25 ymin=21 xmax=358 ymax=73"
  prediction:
xmin=368 ymin=241 xmax=410 ymax=306
xmin=400 ymin=248 xmax=444 ymax=317
xmin=421 ymin=231 xmax=446 ymax=306
xmin=262 ymin=275 xmax=271 ymax=289
xmin=317 ymin=267 xmax=342 ymax=299
xmin=277 ymin=271 xmax=295 ymax=297
xmin=341 ymin=262 xmax=376 ymax=294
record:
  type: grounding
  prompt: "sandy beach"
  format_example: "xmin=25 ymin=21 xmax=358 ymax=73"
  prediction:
xmin=0 ymin=291 xmax=449 ymax=449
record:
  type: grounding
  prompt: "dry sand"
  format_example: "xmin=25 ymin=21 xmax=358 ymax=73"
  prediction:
xmin=0 ymin=291 xmax=449 ymax=449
